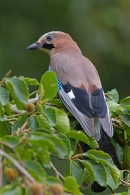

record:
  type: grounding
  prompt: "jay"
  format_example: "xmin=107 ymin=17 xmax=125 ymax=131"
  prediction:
xmin=27 ymin=31 xmax=121 ymax=192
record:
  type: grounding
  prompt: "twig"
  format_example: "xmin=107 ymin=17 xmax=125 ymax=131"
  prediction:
xmin=105 ymin=93 xmax=112 ymax=100
xmin=29 ymin=90 xmax=39 ymax=97
xmin=0 ymin=149 xmax=35 ymax=183
xmin=50 ymin=161 xmax=65 ymax=181
xmin=4 ymin=70 xmax=12 ymax=78
xmin=20 ymin=121 xmax=28 ymax=132
xmin=121 ymin=180 xmax=130 ymax=187
xmin=0 ymin=141 xmax=24 ymax=167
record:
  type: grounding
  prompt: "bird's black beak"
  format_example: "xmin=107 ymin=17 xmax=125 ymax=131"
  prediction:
xmin=27 ymin=43 xmax=43 ymax=50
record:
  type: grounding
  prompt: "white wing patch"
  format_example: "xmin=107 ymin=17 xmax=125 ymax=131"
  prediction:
xmin=67 ymin=90 xmax=75 ymax=99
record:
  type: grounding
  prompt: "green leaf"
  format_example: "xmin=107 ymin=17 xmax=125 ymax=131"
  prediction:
xmin=0 ymin=88 xmax=9 ymax=106
xmin=3 ymin=136 xmax=18 ymax=147
xmin=105 ymin=166 xmax=120 ymax=190
xmin=120 ymin=96 xmax=130 ymax=106
xmin=28 ymin=115 xmax=38 ymax=131
xmin=111 ymin=138 xmax=123 ymax=162
xmin=36 ymin=115 xmax=53 ymax=131
xmin=80 ymin=160 xmax=107 ymax=186
xmin=121 ymin=113 xmax=130 ymax=127
xmin=107 ymin=100 xmax=119 ymax=112
xmin=0 ymin=121 xmax=10 ymax=136
xmin=124 ymin=145 xmax=130 ymax=169
xmin=3 ymin=103 xmax=11 ymax=115
xmin=81 ymin=161 xmax=95 ymax=185
xmin=0 ymin=105 xmax=4 ymax=121
xmin=28 ymin=132 xmax=68 ymax=158
xmin=38 ymin=83 xmax=44 ymax=101
xmin=83 ymin=149 xmax=115 ymax=168
xmin=42 ymin=107 xmax=56 ymax=126
xmin=44 ymin=176 xmax=62 ymax=185
xmin=56 ymin=133 xmax=71 ymax=158
xmin=66 ymin=130 xmax=98 ymax=149
xmin=48 ymin=99 xmax=63 ymax=108
xmin=37 ymin=148 xmax=50 ymax=168
xmin=69 ymin=161 xmax=84 ymax=186
xmin=0 ymin=185 xmax=23 ymax=195
xmin=106 ymin=89 xmax=119 ymax=103
xmin=5 ymin=78 xmax=29 ymax=109
xmin=24 ymin=160 xmax=46 ymax=182
xmin=11 ymin=113 xmax=27 ymax=133
xmin=40 ymin=71 xmax=58 ymax=100
xmin=23 ymin=77 xmax=39 ymax=85
xmin=55 ymin=108 xmax=70 ymax=133
xmin=64 ymin=176 xmax=80 ymax=195
xmin=48 ymin=134 xmax=68 ymax=158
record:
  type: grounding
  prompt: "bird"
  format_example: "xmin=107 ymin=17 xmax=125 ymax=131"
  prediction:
xmin=27 ymin=31 xmax=121 ymax=192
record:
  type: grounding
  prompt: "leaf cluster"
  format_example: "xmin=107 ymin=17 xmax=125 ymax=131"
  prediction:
xmin=0 ymin=71 xmax=130 ymax=195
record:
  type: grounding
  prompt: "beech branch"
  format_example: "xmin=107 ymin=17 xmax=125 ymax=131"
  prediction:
xmin=0 ymin=149 xmax=35 ymax=183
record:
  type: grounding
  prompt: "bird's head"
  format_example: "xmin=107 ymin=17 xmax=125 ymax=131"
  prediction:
xmin=27 ymin=31 xmax=76 ymax=55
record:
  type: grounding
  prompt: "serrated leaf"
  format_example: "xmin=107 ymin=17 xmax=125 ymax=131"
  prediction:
xmin=0 ymin=88 xmax=9 ymax=106
xmin=28 ymin=115 xmax=38 ymax=131
xmin=64 ymin=176 xmax=80 ymax=195
xmin=5 ymin=78 xmax=29 ymax=109
xmin=23 ymin=77 xmax=39 ymax=85
xmin=36 ymin=115 xmax=53 ymax=131
xmin=40 ymin=72 xmax=58 ymax=100
xmin=120 ymin=96 xmax=130 ymax=106
xmin=66 ymin=130 xmax=98 ymax=149
xmin=124 ymin=145 xmax=130 ymax=169
xmin=81 ymin=159 xmax=107 ymax=186
xmin=42 ymin=107 xmax=56 ymax=126
xmin=55 ymin=108 xmax=70 ymax=133
xmin=56 ymin=133 xmax=71 ymax=158
xmin=106 ymin=89 xmax=119 ymax=103
xmin=37 ymin=148 xmax=50 ymax=168
xmin=105 ymin=166 xmax=120 ymax=189
xmin=111 ymin=138 xmax=123 ymax=162
xmin=83 ymin=149 xmax=115 ymax=168
xmin=107 ymin=101 xmax=119 ymax=112
xmin=121 ymin=114 xmax=130 ymax=127
xmin=48 ymin=134 xmax=68 ymax=158
xmin=69 ymin=161 xmax=83 ymax=186
xmin=24 ymin=160 xmax=46 ymax=182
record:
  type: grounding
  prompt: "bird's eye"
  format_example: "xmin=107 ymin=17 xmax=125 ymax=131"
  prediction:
xmin=46 ymin=36 xmax=52 ymax=42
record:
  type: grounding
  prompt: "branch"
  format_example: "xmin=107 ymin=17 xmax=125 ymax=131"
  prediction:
xmin=0 ymin=141 xmax=24 ymax=167
xmin=50 ymin=161 xmax=65 ymax=181
xmin=0 ymin=149 xmax=35 ymax=183
xmin=121 ymin=180 xmax=130 ymax=187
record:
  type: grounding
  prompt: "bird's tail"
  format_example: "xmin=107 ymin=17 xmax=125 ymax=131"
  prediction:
xmin=91 ymin=129 xmax=121 ymax=193
xmin=80 ymin=129 xmax=121 ymax=193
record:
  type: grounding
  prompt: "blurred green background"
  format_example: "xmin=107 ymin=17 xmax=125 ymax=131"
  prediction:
xmin=1 ymin=0 xmax=130 ymax=99
xmin=1 ymin=0 xmax=129 ymax=194
xmin=0 ymin=0 xmax=130 ymax=98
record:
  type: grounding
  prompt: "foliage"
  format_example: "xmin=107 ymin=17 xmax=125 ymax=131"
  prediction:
xmin=0 ymin=71 xmax=130 ymax=195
